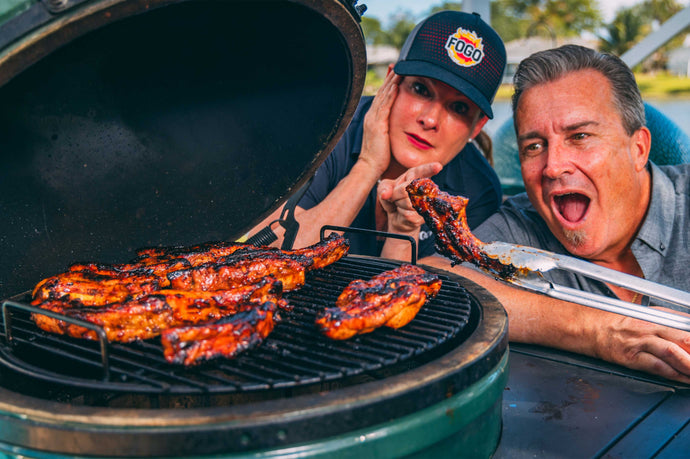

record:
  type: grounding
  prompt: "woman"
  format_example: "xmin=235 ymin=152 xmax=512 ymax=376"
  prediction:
xmin=248 ymin=10 xmax=506 ymax=259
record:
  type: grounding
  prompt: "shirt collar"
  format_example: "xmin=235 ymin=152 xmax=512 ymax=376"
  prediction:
xmin=636 ymin=162 xmax=675 ymax=256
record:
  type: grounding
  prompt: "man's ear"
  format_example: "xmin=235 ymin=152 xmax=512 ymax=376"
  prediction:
xmin=386 ymin=63 xmax=395 ymax=75
xmin=631 ymin=126 xmax=651 ymax=171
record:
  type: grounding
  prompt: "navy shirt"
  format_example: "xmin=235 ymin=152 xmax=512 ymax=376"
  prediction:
xmin=300 ymin=96 xmax=503 ymax=259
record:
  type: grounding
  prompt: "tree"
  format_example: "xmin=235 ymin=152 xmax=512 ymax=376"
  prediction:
xmin=490 ymin=0 xmax=601 ymax=41
xmin=387 ymin=17 xmax=417 ymax=49
xmin=430 ymin=2 xmax=463 ymax=14
xmin=599 ymin=0 xmax=688 ymax=70
xmin=361 ymin=10 xmax=416 ymax=48
xmin=599 ymin=7 xmax=649 ymax=55
xmin=361 ymin=16 xmax=387 ymax=45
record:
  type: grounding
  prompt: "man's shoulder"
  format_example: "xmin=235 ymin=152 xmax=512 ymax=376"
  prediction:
xmin=474 ymin=192 xmax=557 ymax=247
xmin=657 ymin=163 xmax=690 ymax=193
xmin=500 ymin=192 xmax=535 ymax=211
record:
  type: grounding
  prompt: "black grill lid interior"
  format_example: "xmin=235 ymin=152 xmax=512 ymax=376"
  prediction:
xmin=0 ymin=0 xmax=366 ymax=299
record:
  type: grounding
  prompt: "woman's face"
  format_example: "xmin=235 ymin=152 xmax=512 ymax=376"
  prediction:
xmin=387 ymin=75 xmax=487 ymax=170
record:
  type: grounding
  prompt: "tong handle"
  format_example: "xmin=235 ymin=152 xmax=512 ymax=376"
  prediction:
xmin=511 ymin=276 xmax=690 ymax=331
xmin=550 ymin=255 xmax=690 ymax=310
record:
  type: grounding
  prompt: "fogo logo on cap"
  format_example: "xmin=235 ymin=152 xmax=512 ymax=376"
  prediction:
xmin=445 ymin=27 xmax=484 ymax=67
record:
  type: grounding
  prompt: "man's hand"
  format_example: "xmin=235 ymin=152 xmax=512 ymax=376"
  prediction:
xmin=420 ymin=255 xmax=690 ymax=384
xmin=590 ymin=308 xmax=690 ymax=383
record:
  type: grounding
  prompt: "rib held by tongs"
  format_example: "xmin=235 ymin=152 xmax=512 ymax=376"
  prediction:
xmin=406 ymin=177 xmax=690 ymax=331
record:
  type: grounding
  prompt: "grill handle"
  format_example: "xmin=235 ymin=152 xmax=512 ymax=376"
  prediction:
xmin=319 ymin=225 xmax=417 ymax=264
xmin=2 ymin=301 xmax=111 ymax=381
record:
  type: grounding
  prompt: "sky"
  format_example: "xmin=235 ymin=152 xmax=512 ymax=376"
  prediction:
xmin=361 ymin=0 xmax=689 ymax=26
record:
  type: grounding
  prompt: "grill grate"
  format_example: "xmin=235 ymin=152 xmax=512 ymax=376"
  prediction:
xmin=0 ymin=257 xmax=475 ymax=394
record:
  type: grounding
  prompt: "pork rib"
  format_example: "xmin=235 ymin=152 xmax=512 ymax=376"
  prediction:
xmin=31 ymin=278 xmax=283 ymax=342
xmin=32 ymin=269 xmax=163 ymax=307
xmin=168 ymin=252 xmax=308 ymax=292
xmin=160 ymin=300 xmax=280 ymax=366
xmin=315 ymin=264 xmax=442 ymax=340
xmin=406 ymin=178 xmax=517 ymax=278
xmin=136 ymin=232 xmax=349 ymax=272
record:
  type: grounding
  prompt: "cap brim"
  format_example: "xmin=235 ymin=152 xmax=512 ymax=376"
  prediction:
xmin=394 ymin=61 xmax=494 ymax=119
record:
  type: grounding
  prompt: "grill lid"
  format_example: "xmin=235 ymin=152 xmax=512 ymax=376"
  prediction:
xmin=0 ymin=0 xmax=366 ymax=299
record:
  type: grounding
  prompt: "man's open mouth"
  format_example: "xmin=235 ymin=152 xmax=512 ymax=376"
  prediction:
xmin=554 ymin=193 xmax=590 ymax=223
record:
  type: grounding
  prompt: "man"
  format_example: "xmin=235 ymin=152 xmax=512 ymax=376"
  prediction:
xmin=247 ymin=11 xmax=506 ymax=260
xmin=414 ymin=45 xmax=690 ymax=383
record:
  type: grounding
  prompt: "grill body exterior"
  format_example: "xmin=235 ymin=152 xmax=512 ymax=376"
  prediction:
xmin=0 ymin=264 xmax=509 ymax=457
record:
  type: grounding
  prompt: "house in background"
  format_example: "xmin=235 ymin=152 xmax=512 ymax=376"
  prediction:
xmin=503 ymin=36 xmax=600 ymax=83
xmin=668 ymin=46 xmax=690 ymax=76
xmin=366 ymin=44 xmax=399 ymax=78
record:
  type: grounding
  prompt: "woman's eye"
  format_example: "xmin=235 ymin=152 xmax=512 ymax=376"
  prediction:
xmin=411 ymin=81 xmax=430 ymax=97
xmin=451 ymin=101 xmax=469 ymax=115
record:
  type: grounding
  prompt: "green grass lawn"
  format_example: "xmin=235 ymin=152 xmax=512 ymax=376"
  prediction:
xmin=366 ymin=70 xmax=690 ymax=100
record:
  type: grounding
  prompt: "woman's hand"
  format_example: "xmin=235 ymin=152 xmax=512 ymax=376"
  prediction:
xmin=377 ymin=163 xmax=443 ymax=263
xmin=358 ymin=70 xmax=402 ymax=179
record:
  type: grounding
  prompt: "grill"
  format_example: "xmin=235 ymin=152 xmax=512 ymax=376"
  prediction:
xmin=1 ymin=255 xmax=475 ymax=396
xmin=0 ymin=0 xmax=509 ymax=456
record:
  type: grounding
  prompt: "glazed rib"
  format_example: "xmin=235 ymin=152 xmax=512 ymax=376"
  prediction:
xmin=406 ymin=178 xmax=517 ymax=278
xmin=168 ymin=252 xmax=308 ymax=292
xmin=29 ymin=234 xmax=349 ymax=364
xmin=32 ymin=269 xmax=162 ymax=306
xmin=133 ymin=240 xmax=254 ymax=267
xmin=31 ymin=278 xmax=283 ymax=342
xmin=160 ymin=300 xmax=280 ymax=366
xmin=315 ymin=264 xmax=442 ymax=340
xmin=136 ymin=232 xmax=349 ymax=272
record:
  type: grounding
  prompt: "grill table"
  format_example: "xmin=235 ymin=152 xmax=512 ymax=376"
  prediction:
xmin=496 ymin=343 xmax=690 ymax=458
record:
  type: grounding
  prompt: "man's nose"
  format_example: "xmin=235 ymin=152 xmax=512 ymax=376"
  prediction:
xmin=543 ymin=143 xmax=575 ymax=179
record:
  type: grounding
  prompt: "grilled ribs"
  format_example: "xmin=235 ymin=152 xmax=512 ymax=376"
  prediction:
xmin=315 ymin=264 xmax=442 ymax=340
xmin=31 ymin=278 xmax=283 ymax=342
xmin=167 ymin=234 xmax=349 ymax=292
xmin=406 ymin=178 xmax=517 ymax=278
xmin=32 ymin=269 xmax=163 ymax=306
xmin=136 ymin=232 xmax=349 ymax=272
xmin=160 ymin=300 xmax=280 ymax=366
xmin=29 ymin=234 xmax=349 ymax=364
xmin=33 ymin=234 xmax=349 ymax=304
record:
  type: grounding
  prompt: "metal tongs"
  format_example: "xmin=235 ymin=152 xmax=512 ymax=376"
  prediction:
xmin=481 ymin=241 xmax=690 ymax=331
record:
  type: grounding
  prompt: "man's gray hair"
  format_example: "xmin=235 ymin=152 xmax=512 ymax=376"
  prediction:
xmin=512 ymin=45 xmax=645 ymax=135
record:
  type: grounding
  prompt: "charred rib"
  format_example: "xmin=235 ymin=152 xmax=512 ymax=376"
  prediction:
xmin=31 ymin=278 xmax=284 ymax=342
xmin=160 ymin=300 xmax=280 ymax=366
xmin=315 ymin=264 xmax=442 ymax=340
xmin=406 ymin=178 xmax=517 ymax=278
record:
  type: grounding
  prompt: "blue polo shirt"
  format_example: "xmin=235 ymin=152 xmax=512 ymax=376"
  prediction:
xmin=299 ymin=96 xmax=503 ymax=259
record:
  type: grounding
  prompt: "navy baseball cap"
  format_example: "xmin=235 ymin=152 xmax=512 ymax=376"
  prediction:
xmin=394 ymin=11 xmax=506 ymax=118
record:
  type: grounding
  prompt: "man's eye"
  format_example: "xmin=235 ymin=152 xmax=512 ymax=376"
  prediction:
xmin=520 ymin=142 xmax=543 ymax=158
xmin=571 ymin=132 xmax=588 ymax=141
